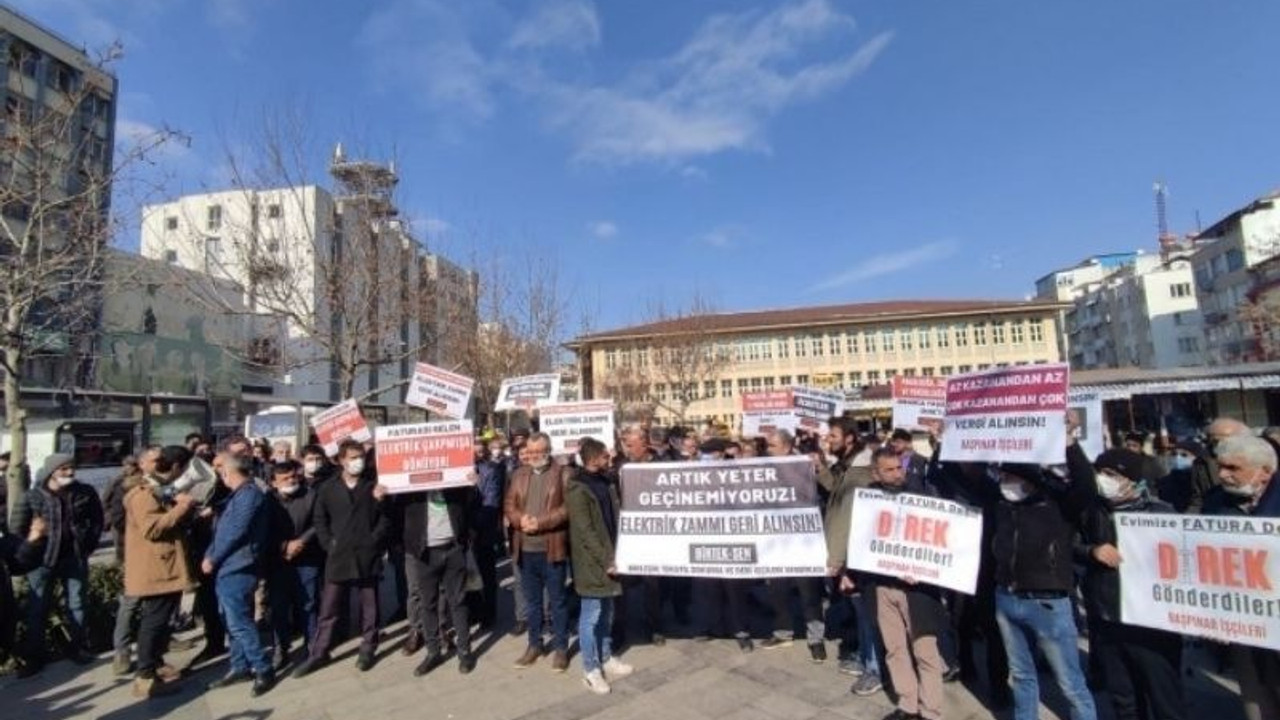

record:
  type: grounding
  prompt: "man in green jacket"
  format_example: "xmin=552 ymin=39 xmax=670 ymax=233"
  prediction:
xmin=567 ymin=437 xmax=634 ymax=695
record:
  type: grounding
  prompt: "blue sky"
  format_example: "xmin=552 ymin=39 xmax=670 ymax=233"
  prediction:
xmin=14 ymin=0 xmax=1280 ymax=334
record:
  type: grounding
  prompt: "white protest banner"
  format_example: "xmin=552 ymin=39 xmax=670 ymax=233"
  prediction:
xmin=539 ymin=401 xmax=616 ymax=454
xmin=940 ymin=364 xmax=1069 ymax=465
xmin=792 ymin=385 xmax=844 ymax=425
xmin=614 ymin=456 xmax=826 ymax=578
xmin=1067 ymin=390 xmax=1105 ymax=461
xmin=374 ymin=419 xmax=475 ymax=494
xmin=892 ymin=376 xmax=948 ymax=432
xmin=742 ymin=390 xmax=793 ymax=412
xmin=1116 ymin=513 xmax=1280 ymax=651
xmin=846 ymin=488 xmax=985 ymax=594
xmin=741 ymin=410 xmax=801 ymax=438
xmin=311 ymin=399 xmax=371 ymax=456
xmin=494 ymin=373 xmax=561 ymax=411
xmin=404 ymin=362 xmax=474 ymax=419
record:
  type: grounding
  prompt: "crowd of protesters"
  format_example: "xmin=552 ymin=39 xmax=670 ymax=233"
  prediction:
xmin=0 ymin=415 xmax=1277 ymax=720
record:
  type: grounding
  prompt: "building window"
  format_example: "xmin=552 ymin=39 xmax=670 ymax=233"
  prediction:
xmin=797 ymin=374 xmax=810 ymax=386
xmin=776 ymin=338 xmax=790 ymax=359
xmin=207 ymin=205 xmax=222 ymax=231
xmin=1178 ymin=337 xmax=1201 ymax=353
xmin=922 ymin=367 xmax=935 ymax=377
xmin=867 ymin=371 xmax=881 ymax=384
xmin=885 ymin=368 xmax=897 ymax=379
xmin=655 ymin=383 xmax=668 ymax=401
xmin=900 ymin=330 xmax=913 ymax=352
xmin=939 ymin=365 xmax=952 ymax=376
xmin=779 ymin=375 xmax=792 ymax=386
xmin=1226 ymin=249 xmax=1245 ymax=272
xmin=1170 ymin=282 xmax=1192 ymax=299
xmin=936 ymin=326 xmax=950 ymax=349
xmin=604 ymin=349 xmax=618 ymax=370
xmin=1029 ymin=322 xmax=1044 ymax=343
xmin=1011 ymin=321 xmax=1025 ymax=344
xmin=977 ymin=363 xmax=991 ymax=371
xmin=828 ymin=334 xmax=841 ymax=356
xmin=204 ymin=237 xmax=222 ymax=270
xmin=881 ymin=329 xmax=895 ymax=353
xmin=163 ymin=249 xmax=178 ymax=264
xmin=954 ymin=324 xmax=969 ymax=347
xmin=795 ymin=336 xmax=807 ymax=358
xmin=749 ymin=377 xmax=763 ymax=391
xmin=992 ymin=321 xmax=1006 ymax=345
xmin=763 ymin=376 xmax=775 ymax=388
xmin=958 ymin=364 xmax=972 ymax=373
xmin=810 ymin=335 xmax=824 ymax=357
xmin=917 ymin=327 xmax=930 ymax=350
xmin=903 ymin=368 xmax=917 ymax=377
xmin=267 ymin=203 xmax=282 ymax=219
xmin=973 ymin=323 xmax=988 ymax=346
xmin=736 ymin=379 xmax=748 ymax=395
xmin=637 ymin=349 xmax=649 ymax=368
xmin=846 ymin=333 xmax=859 ymax=355
xmin=165 ymin=216 xmax=178 ymax=231
xmin=704 ymin=381 xmax=716 ymax=398
xmin=864 ymin=332 xmax=877 ymax=354
xmin=721 ymin=379 xmax=733 ymax=397
xmin=849 ymin=371 xmax=863 ymax=386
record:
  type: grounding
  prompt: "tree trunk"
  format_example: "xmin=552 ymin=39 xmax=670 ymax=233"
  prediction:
xmin=4 ymin=343 xmax=27 ymax=530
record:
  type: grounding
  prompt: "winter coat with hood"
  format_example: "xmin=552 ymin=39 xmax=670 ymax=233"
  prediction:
xmin=13 ymin=453 xmax=103 ymax=568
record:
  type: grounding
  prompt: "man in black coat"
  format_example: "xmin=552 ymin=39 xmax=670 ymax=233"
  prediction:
xmin=391 ymin=482 xmax=478 ymax=676
xmin=265 ymin=460 xmax=324 ymax=670
xmin=293 ymin=440 xmax=389 ymax=677
xmin=14 ymin=453 xmax=103 ymax=675
xmin=1 ymin=513 xmax=48 ymax=663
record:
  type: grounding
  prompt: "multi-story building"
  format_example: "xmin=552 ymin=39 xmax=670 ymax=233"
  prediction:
xmin=0 ymin=6 xmax=117 ymax=388
xmin=1065 ymin=249 xmax=1205 ymax=370
xmin=141 ymin=148 xmax=432 ymax=406
xmin=420 ymin=251 xmax=478 ymax=370
xmin=1191 ymin=190 xmax=1280 ymax=364
xmin=1033 ymin=252 xmax=1139 ymax=302
xmin=568 ymin=299 xmax=1068 ymax=427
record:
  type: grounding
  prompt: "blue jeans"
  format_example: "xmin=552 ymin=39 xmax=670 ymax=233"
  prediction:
xmin=217 ymin=572 xmax=272 ymax=677
xmin=24 ymin=555 xmax=87 ymax=659
xmin=853 ymin=592 xmax=883 ymax=678
xmin=269 ymin=564 xmax=322 ymax=652
xmin=995 ymin=589 xmax=1097 ymax=720
xmin=579 ymin=597 xmax=614 ymax=673
xmin=519 ymin=552 xmax=569 ymax=651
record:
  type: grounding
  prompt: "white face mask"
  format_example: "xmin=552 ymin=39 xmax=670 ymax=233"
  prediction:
xmin=344 ymin=458 xmax=365 ymax=476
xmin=1096 ymin=474 xmax=1129 ymax=500
xmin=1000 ymin=480 xmax=1030 ymax=503
xmin=278 ymin=482 xmax=300 ymax=497
xmin=303 ymin=459 xmax=321 ymax=476
xmin=53 ymin=471 xmax=75 ymax=488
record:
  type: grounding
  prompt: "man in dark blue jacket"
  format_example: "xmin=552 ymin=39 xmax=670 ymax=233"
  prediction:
xmin=202 ymin=453 xmax=274 ymax=697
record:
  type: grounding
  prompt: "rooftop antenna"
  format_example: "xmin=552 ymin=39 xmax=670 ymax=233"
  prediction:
xmin=1154 ymin=181 xmax=1177 ymax=254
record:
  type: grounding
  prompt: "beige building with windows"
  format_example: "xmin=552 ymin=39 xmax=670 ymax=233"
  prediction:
xmin=568 ymin=299 xmax=1069 ymax=427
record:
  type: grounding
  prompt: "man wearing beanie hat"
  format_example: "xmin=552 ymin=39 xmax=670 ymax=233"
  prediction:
xmin=12 ymin=453 xmax=103 ymax=677
xmin=1078 ymin=449 xmax=1182 ymax=720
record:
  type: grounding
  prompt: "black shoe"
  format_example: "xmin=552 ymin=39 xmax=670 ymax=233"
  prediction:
xmin=509 ymin=621 xmax=528 ymax=638
xmin=414 ymin=651 xmax=444 ymax=677
xmin=882 ymin=711 xmax=920 ymax=720
xmin=942 ymin=666 xmax=961 ymax=683
xmin=809 ymin=643 xmax=827 ymax=663
xmin=401 ymin=632 xmax=423 ymax=656
xmin=292 ymin=657 xmax=322 ymax=679
xmin=356 ymin=651 xmax=376 ymax=672
xmin=737 ymin=637 xmax=754 ymax=653
xmin=207 ymin=670 xmax=252 ymax=690
xmin=272 ymin=646 xmax=290 ymax=672
xmin=458 ymin=653 xmax=476 ymax=675
xmin=251 ymin=673 xmax=275 ymax=698
xmin=651 ymin=633 xmax=666 ymax=646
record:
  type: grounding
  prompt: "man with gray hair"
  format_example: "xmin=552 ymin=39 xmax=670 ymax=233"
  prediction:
xmin=1209 ymin=434 xmax=1280 ymax=720
xmin=761 ymin=429 xmax=827 ymax=662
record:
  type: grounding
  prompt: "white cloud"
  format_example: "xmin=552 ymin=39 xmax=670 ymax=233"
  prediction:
xmin=546 ymin=0 xmax=892 ymax=165
xmin=509 ymin=0 xmax=600 ymax=52
xmin=114 ymin=118 xmax=191 ymax=162
xmin=589 ymin=220 xmax=618 ymax=239
xmin=697 ymin=226 xmax=740 ymax=250
xmin=4 ymin=0 xmax=164 ymax=51
xmin=680 ymin=165 xmax=709 ymax=181
xmin=422 ymin=216 xmax=452 ymax=235
xmin=811 ymin=240 xmax=959 ymax=292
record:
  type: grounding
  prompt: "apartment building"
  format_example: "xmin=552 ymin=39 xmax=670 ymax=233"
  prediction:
xmin=569 ymin=299 xmax=1068 ymax=426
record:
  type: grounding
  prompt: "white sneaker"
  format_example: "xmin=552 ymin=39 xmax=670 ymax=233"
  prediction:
xmin=602 ymin=657 xmax=634 ymax=679
xmin=583 ymin=669 xmax=611 ymax=695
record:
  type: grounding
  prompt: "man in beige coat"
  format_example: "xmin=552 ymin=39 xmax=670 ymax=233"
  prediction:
xmin=123 ymin=446 xmax=199 ymax=698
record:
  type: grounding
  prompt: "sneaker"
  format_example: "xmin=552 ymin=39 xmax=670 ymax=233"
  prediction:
xmin=838 ymin=656 xmax=865 ymax=677
xmin=602 ymin=657 xmax=634 ymax=679
xmin=760 ymin=637 xmax=794 ymax=650
xmin=851 ymin=674 xmax=884 ymax=697
xmin=356 ymin=650 xmax=376 ymax=672
xmin=808 ymin=643 xmax=827 ymax=663
xmin=583 ymin=669 xmax=611 ymax=695
xmin=112 ymin=651 xmax=133 ymax=677
xmin=736 ymin=637 xmax=754 ymax=653
xmin=514 ymin=645 xmax=542 ymax=668
xmin=551 ymin=650 xmax=569 ymax=673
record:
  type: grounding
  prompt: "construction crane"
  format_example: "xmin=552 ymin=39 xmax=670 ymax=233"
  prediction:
xmin=1154 ymin=181 xmax=1177 ymax=252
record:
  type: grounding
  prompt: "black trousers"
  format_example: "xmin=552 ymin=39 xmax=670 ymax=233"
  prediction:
xmin=1091 ymin=620 xmax=1185 ymax=720
xmin=615 ymin=575 xmax=692 ymax=641
xmin=472 ymin=509 xmax=504 ymax=626
xmin=769 ymin=577 xmax=824 ymax=641
xmin=309 ymin=579 xmax=379 ymax=660
xmin=954 ymin=585 xmax=1008 ymax=695
xmin=694 ymin=578 xmax=751 ymax=638
xmin=136 ymin=593 xmax=181 ymax=677
xmin=194 ymin=577 xmax=225 ymax=650
xmin=406 ymin=543 xmax=471 ymax=655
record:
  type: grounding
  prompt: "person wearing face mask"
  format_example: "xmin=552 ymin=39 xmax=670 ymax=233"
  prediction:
xmin=293 ymin=440 xmax=389 ymax=678
xmin=299 ymin=444 xmax=334 ymax=487
xmin=1206 ymin=435 xmax=1280 ymax=720
xmin=12 ymin=453 xmax=103 ymax=677
xmin=264 ymin=460 xmax=323 ymax=671
xmin=471 ymin=439 xmax=508 ymax=632
xmin=1077 ymin=449 xmax=1182 ymax=720
xmin=1155 ymin=440 xmax=1211 ymax=513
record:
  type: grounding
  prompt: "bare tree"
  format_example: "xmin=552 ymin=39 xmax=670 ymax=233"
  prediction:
xmin=597 ymin=294 xmax=731 ymax=426
xmin=2 ymin=44 xmax=182 ymax=523
xmin=151 ymin=110 xmax=429 ymax=404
